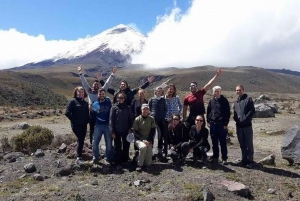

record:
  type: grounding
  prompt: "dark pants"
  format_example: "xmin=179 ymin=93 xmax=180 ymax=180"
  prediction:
xmin=157 ymin=121 xmax=168 ymax=155
xmin=188 ymin=142 xmax=209 ymax=162
xmin=236 ymin=126 xmax=254 ymax=162
xmin=210 ymin=123 xmax=228 ymax=160
xmin=89 ymin=118 xmax=96 ymax=145
xmin=114 ymin=134 xmax=130 ymax=165
xmin=72 ymin=125 xmax=87 ymax=158
xmin=172 ymin=142 xmax=190 ymax=158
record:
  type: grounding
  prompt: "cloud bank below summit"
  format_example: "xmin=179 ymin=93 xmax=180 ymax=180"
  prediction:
xmin=132 ymin=0 xmax=300 ymax=71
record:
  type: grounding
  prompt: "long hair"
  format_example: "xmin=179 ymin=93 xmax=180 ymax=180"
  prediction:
xmin=72 ymin=86 xmax=87 ymax=98
xmin=167 ymin=84 xmax=177 ymax=97
xmin=116 ymin=92 xmax=127 ymax=102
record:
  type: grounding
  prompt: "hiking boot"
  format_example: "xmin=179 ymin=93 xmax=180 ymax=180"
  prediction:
xmin=246 ymin=161 xmax=254 ymax=169
xmin=222 ymin=160 xmax=228 ymax=165
xmin=76 ymin=157 xmax=84 ymax=165
xmin=102 ymin=159 xmax=111 ymax=166
xmin=136 ymin=166 xmax=142 ymax=172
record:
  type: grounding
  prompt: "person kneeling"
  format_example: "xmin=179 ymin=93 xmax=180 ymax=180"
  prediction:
xmin=184 ymin=115 xmax=210 ymax=168
xmin=132 ymin=104 xmax=156 ymax=172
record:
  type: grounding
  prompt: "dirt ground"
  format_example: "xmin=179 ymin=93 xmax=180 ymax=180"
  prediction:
xmin=0 ymin=93 xmax=300 ymax=201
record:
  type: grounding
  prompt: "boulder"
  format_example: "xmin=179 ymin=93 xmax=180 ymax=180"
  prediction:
xmin=253 ymin=103 xmax=275 ymax=118
xmin=11 ymin=122 xmax=29 ymax=130
xmin=4 ymin=152 xmax=24 ymax=162
xmin=254 ymin=94 xmax=279 ymax=114
xmin=33 ymin=174 xmax=44 ymax=181
xmin=220 ymin=180 xmax=250 ymax=198
xmin=66 ymin=142 xmax=93 ymax=160
xmin=24 ymin=163 xmax=36 ymax=173
xmin=34 ymin=149 xmax=45 ymax=157
xmin=203 ymin=186 xmax=215 ymax=201
xmin=281 ymin=124 xmax=300 ymax=165
xmin=58 ymin=143 xmax=67 ymax=153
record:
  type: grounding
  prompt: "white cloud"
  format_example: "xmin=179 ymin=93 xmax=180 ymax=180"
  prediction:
xmin=132 ymin=0 xmax=300 ymax=71
xmin=0 ymin=29 xmax=81 ymax=69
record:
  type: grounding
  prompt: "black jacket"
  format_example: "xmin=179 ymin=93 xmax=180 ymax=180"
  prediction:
xmin=103 ymin=81 xmax=150 ymax=105
xmin=207 ymin=95 xmax=231 ymax=126
xmin=233 ymin=93 xmax=255 ymax=127
xmin=109 ymin=103 xmax=133 ymax=135
xmin=65 ymin=97 xmax=89 ymax=128
xmin=189 ymin=125 xmax=210 ymax=150
xmin=131 ymin=98 xmax=148 ymax=119
xmin=168 ymin=122 xmax=190 ymax=149
xmin=149 ymin=97 xmax=167 ymax=122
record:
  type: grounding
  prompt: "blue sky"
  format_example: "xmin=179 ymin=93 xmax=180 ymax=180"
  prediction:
xmin=0 ymin=0 xmax=190 ymax=40
xmin=1 ymin=0 xmax=300 ymax=71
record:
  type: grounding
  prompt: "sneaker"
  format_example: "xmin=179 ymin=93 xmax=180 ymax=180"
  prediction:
xmin=115 ymin=165 xmax=122 ymax=170
xmin=76 ymin=157 xmax=84 ymax=165
xmin=90 ymin=158 xmax=99 ymax=164
xmin=102 ymin=159 xmax=110 ymax=166
xmin=246 ymin=161 xmax=254 ymax=169
xmin=136 ymin=166 xmax=142 ymax=172
xmin=222 ymin=160 xmax=228 ymax=165
xmin=202 ymin=165 xmax=207 ymax=169
xmin=210 ymin=158 xmax=218 ymax=164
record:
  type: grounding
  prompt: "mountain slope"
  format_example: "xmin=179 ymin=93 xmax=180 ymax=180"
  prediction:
xmin=13 ymin=24 xmax=146 ymax=70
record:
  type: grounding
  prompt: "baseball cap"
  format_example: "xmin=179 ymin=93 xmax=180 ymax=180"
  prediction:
xmin=141 ymin=104 xmax=150 ymax=109
xmin=126 ymin=132 xmax=135 ymax=143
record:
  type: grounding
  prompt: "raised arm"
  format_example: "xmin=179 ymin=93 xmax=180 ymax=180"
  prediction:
xmin=77 ymin=65 xmax=91 ymax=92
xmin=203 ymin=68 xmax=223 ymax=92
xmin=133 ymin=76 xmax=155 ymax=94
xmin=102 ymin=67 xmax=117 ymax=91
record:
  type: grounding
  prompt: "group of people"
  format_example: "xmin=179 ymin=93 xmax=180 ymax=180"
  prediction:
xmin=65 ymin=66 xmax=256 ymax=172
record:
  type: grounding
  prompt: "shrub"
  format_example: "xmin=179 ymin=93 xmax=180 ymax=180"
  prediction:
xmin=0 ymin=135 xmax=12 ymax=153
xmin=11 ymin=125 xmax=54 ymax=153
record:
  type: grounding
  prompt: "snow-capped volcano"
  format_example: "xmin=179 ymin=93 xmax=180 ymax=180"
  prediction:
xmin=53 ymin=24 xmax=146 ymax=61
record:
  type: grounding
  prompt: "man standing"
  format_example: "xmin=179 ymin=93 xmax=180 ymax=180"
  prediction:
xmin=233 ymin=85 xmax=255 ymax=168
xmin=183 ymin=69 xmax=223 ymax=127
xmin=77 ymin=66 xmax=117 ymax=147
xmin=90 ymin=88 xmax=113 ymax=164
xmin=132 ymin=104 xmax=156 ymax=172
xmin=207 ymin=86 xmax=230 ymax=165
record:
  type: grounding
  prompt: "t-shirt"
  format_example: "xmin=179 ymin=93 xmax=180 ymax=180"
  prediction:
xmin=183 ymin=89 xmax=206 ymax=115
xmin=132 ymin=115 xmax=156 ymax=140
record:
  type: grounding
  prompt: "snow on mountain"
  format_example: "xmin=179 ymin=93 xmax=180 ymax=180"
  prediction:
xmin=53 ymin=24 xmax=146 ymax=61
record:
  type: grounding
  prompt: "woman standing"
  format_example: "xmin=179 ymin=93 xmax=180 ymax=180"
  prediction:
xmin=165 ymin=84 xmax=182 ymax=122
xmin=65 ymin=86 xmax=90 ymax=164
xmin=184 ymin=115 xmax=210 ymax=168
xmin=109 ymin=92 xmax=133 ymax=169
xmin=168 ymin=114 xmax=190 ymax=163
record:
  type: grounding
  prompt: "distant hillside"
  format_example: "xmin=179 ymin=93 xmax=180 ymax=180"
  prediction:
xmin=268 ymin=69 xmax=300 ymax=77
xmin=2 ymin=66 xmax=300 ymax=106
xmin=0 ymin=71 xmax=68 ymax=107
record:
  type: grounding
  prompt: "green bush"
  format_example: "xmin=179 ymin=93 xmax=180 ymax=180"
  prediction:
xmin=11 ymin=125 xmax=54 ymax=153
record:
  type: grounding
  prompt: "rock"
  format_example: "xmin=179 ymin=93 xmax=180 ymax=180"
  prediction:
xmin=134 ymin=180 xmax=141 ymax=186
xmin=33 ymin=174 xmax=44 ymax=181
xmin=203 ymin=186 xmax=215 ymax=201
xmin=281 ymin=124 xmax=300 ymax=165
xmin=91 ymin=180 xmax=98 ymax=186
xmin=24 ymin=163 xmax=36 ymax=173
xmin=34 ymin=149 xmax=45 ymax=157
xmin=58 ymin=143 xmax=67 ymax=153
xmin=253 ymin=103 xmax=275 ymax=118
xmin=220 ymin=180 xmax=250 ymax=198
xmin=19 ymin=174 xmax=27 ymax=179
xmin=258 ymin=154 xmax=276 ymax=166
xmin=12 ymin=122 xmax=29 ymax=130
xmin=55 ymin=166 xmax=73 ymax=177
xmin=267 ymin=188 xmax=276 ymax=194
xmin=254 ymin=95 xmax=278 ymax=113
xmin=66 ymin=143 xmax=93 ymax=160
xmin=101 ymin=166 xmax=111 ymax=175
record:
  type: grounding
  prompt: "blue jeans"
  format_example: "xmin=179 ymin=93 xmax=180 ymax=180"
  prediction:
xmin=210 ymin=123 xmax=228 ymax=160
xmin=93 ymin=124 xmax=114 ymax=162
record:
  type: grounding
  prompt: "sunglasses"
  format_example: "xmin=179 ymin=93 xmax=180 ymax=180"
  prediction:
xmin=173 ymin=118 xmax=180 ymax=121
xmin=195 ymin=119 xmax=203 ymax=122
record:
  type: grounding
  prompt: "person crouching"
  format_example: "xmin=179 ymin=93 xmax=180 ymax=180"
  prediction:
xmin=132 ymin=104 xmax=156 ymax=172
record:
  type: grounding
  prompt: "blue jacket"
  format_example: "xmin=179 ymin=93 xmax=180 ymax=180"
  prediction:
xmin=91 ymin=97 xmax=112 ymax=124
